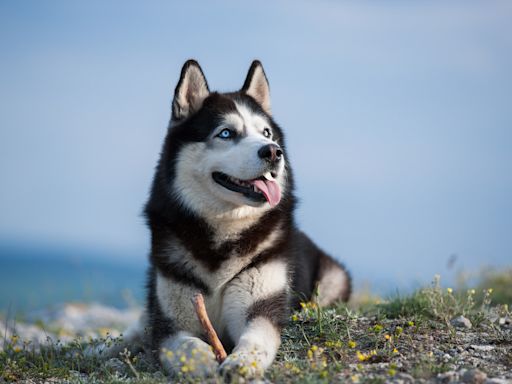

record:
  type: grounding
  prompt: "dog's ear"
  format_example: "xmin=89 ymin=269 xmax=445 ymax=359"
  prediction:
xmin=172 ymin=60 xmax=210 ymax=121
xmin=241 ymin=60 xmax=271 ymax=115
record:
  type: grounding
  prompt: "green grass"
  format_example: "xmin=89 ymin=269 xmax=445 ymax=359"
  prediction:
xmin=1 ymin=271 xmax=511 ymax=383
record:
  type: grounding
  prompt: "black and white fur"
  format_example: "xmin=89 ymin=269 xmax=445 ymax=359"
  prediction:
xmin=109 ymin=60 xmax=351 ymax=379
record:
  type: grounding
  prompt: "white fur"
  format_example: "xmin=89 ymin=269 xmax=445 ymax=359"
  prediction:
xmin=221 ymin=259 xmax=288 ymax=342
xmin=160 ymin=331 xmax=218 ymax=377
xmin=172 ymin=101 xmax=286 ymax=229
xmin=316 ymin=266 xmax=349 ymax=307
xmin=219 ymin=317 xmax=280 ymax=375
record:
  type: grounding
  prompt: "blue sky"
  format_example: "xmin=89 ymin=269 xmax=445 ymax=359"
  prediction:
xmin=1 ymin=1 xmax=511 ymax=291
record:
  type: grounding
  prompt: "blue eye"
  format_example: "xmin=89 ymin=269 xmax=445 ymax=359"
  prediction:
xmin=263 ymin=128 xmax=272 ymax=138
xmin=218 ymin=128 xmax=234 ymax=139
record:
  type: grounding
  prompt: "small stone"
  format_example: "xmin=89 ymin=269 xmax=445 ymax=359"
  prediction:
xmin=442 ymin=353 xmax=452 ymax=361
xmin=462 ymin=369 xmax=487 ymax=384
xmin=485 ymin=379 xmax=512 ymax=384
xmin=104 ymin=358 xmax=126 ymax=373
xmin=470 ymin=345 xmax=495 ymax=352
xmin=450 ymin=315 xmax=472 ymax=329
xmin=437 ymin=370 xmax=458 ymax=383
xmin=395 ymin=373 xmax=415 ymax=383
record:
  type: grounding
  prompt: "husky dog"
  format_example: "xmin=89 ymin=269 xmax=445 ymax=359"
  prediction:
xmin=115 ymin=60 xmax=350 ymax=378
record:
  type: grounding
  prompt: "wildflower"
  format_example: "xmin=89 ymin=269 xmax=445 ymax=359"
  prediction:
xmin=373 ymin=324 xmax=383 ymax=332
xmin=393 ymin=348 xmax=399 ymax=354
xmin=356 ymin=351 xmax=367 ymax=361
xmin=384 ymin=334 xmax=391 ymax=341
xmin=348 ymin=340 xmax=357 ymax=348
xmin=300 ymin=302 xmax=306 ymax=309
xmin=251 ymin=361 xmax=258 ymax=368
xmin=181 ymin=365 xmax=189 ymax=373
xmin=395 ymin=326 xmax=403 ymax=336
xmin=446 ymin=287 xmax=453 ymax=294
xmin=388 ymin=368 xmax=396 ymax=376
xmin=407 ymin=321 xmax=414 ymax=327
xmin=291 ymin=314 xmax=298 ymax=322
xmin=13 ymin=346 xmax=22 ymax=353
xmin=487 ymin=288 xmax=493 ymax=294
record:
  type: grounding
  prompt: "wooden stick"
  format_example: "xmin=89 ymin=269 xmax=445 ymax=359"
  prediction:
xmin=192 ymin=293 xmax=227 ymax=363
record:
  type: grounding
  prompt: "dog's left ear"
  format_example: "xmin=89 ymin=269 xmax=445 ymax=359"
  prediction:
xmin=172 ymin=60 xmax=210 ymax=121
xmin=241 ymin=60 xmax=271 ymax=115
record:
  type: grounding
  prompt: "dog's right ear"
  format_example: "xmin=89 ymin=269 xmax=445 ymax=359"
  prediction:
xmin=172 ymin=60 xmax=210 ymax=121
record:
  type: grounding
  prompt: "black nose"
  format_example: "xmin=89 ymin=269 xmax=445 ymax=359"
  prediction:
xmin=258 ymin=144 xmax=283 ymax=163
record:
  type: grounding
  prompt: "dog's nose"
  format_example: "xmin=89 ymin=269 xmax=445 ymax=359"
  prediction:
xmin=258 ymin=144 xmax=283 ymax=163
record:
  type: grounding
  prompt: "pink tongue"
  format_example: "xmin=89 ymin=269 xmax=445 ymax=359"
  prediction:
xmin=252 ymin=179 xmax=282 ymax=207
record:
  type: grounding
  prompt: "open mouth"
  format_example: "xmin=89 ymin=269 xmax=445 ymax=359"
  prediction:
xmin=212 ymin=171 xmax=281 ymax=207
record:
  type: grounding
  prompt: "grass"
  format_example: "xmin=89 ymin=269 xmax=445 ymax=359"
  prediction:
xmin=1 ymin=271 xmax=511 ymax=383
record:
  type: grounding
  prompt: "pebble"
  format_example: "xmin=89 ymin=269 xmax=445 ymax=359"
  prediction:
xmin=485 ymin=379 xmax=512 ymax=384
xmin=437 ymin=370 xmax=458 ymax=383
xmin=394 ymin=373 xmax=415 ymax=383
xmin=104 ymin=358 xmax=127 ymax=374
xmin=470 ymin=345 xmax=495 ymax=352
xmin=462 ymin=369 xmax=487 ymax=384
xmin=451 ymin=315 xmax=473 ymax=329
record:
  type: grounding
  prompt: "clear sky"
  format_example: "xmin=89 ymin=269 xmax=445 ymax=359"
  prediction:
xmin=1 ymin=1 xmax=511 ymax=291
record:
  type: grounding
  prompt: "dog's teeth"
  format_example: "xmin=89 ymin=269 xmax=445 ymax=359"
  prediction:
xmin=264 ymin=171 xmax=274 ymax=181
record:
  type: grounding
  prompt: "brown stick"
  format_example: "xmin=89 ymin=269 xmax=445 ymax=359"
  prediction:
xmin=192 ymin=293 xmax=227 ymax=363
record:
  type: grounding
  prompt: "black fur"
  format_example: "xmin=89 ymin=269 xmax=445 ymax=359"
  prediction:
xmin=143 ymin=60 xmax=351 ymax=356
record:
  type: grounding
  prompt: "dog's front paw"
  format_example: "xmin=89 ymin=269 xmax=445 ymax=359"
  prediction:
xmin=218 ymin=352 xmax=265 ymax=382
xmin=160 ymin=337 xmax=218 ymax=378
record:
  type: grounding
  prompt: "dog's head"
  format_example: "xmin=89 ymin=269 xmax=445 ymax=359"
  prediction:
xmin=159 ymin=60 xmax=291 ymax=219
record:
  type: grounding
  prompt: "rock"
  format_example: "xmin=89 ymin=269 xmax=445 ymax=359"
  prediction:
xmin=437 ymin=370 xmax=458 ymax=383
xmin=485 ymin=379 xmax=512 ymax=384
xmin=462 ymin=369 xmax=487 ymax=384
xmin=104 ymin=357 xmax=126 ymax=374
xmin=451 ymin=315 xmax=472 ymax=329
xmin=394 ymin=373 xmax=415 ymax=383
xmin=470 ymin=345 xmax=495 ymax=352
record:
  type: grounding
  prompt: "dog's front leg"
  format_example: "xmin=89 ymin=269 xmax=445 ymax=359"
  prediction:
xmin=220 ymin=258 xmax=289 ymax=378
xmin=159 ymin=331 xmax=219 ymax=378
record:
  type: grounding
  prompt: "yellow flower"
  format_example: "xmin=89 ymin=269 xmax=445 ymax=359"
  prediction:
xmin=407 ymin=321 xmax=414 ymax=327
xmin=388 ymin=368 xmax=397 ymax=376
xmin=300 ymin=302 xmax=306 ymax=308
xmin=446 ymin=287 xmax=453 ymax=294
xmin=384 ymin=334 xmax=391 ymax=340
xmin=348 ymin=340 xmax=357 ymax=349
xmin=393 ymin=348 xmax=399 ymax=354
xmin=291 ymin=314 xmax=298 ymax=322
xmin=13 ymin=346 xmax=22 ymax=353
xmin=356 ymin=351 xmax=367 ymax=361
xmin=487 ymin=288 xmax=493 ymax=294
xmin=373 ymin=324 xmax=383 ymax=332
xmin=181 ymin=365 xmax=189 ymax=373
